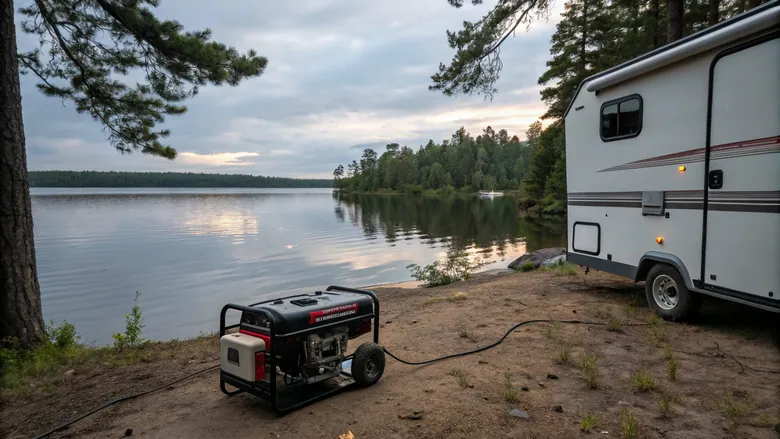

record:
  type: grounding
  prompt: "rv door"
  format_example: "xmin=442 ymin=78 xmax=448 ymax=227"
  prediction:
xmin=702 ymin=33 xmax=780 ymax=304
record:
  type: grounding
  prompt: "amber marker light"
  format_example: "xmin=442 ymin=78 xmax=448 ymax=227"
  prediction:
xmin=678 ymin=165 xmax=686 ymax=172
xmin=656 ymin=237 xmax=664 ymax=244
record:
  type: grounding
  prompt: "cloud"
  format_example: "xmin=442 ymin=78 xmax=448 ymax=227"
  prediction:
xmin=178 ymin=152 xmax=260 ymax=166
xmin=19 ymin=0 xmax=563 ymax=178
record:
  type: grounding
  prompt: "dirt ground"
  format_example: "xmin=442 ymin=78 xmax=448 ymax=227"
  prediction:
xmin=2 ymin=269 xmax=779 ymax=439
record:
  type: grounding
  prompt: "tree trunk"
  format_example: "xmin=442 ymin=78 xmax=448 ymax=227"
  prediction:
xmin=708 ymin=0 xmax=720 ymax=25
xmin=746 ymin=0 xmax=761 ymax=9
xmin=667 ymin=0 xmax=684 ymax=43
xmin=0 ymin=0 xmax=46 ymax=348
xmin=580 ymin=0 xmax=588 ymax=70
xmin=652 ymin=0 xmax=661 ymax=48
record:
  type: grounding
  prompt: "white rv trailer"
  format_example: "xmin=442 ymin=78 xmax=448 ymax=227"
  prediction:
xmin=564 ymin=1 xmax=779 ymax=319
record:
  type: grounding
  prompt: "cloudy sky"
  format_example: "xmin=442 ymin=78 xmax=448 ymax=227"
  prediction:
xmin=19 ymin=0 xmax=563 ymax=179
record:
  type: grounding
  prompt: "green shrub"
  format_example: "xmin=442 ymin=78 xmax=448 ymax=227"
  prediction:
xmin=113 ymin=292 xmax=147 ymax=350
xmin=408 ymin=248 xmax=483 ymax=287
xmin=1 ymin=321 xmax=84 ymax=390
xmin=517 ymin=261 xmax=537 ymax=272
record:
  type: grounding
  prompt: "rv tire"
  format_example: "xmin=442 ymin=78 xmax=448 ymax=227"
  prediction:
xmin=645 ymin=264 xmax=701 ymax=321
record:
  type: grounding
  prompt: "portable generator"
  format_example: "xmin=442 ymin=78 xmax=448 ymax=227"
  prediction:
xmin=219 ymin=285 xmax=384 ymax=414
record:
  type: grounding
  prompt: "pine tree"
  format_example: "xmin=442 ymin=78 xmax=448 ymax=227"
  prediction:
xmin=538 ymin=0 xmax=611 ymax=119
xmin=1 ymin=0 xmax=267 ymax=347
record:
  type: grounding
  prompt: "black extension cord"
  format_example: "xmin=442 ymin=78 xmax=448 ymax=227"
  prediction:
xmin=32 ymin=363 xmax=220 ymax=439
xmin=382 ymin=319 xmax=628 ymax=365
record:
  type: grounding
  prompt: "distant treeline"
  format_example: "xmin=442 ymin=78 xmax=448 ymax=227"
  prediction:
xmin=28 ymin=171 xmax=333 ymax=188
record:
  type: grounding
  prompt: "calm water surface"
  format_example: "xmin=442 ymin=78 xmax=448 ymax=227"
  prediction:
xmin=31 ymin=188 xmax=565 ymax=344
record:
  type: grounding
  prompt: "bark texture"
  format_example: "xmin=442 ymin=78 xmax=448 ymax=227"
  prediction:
xmin=0 ymin=0 xmax=45 ymax=347
xmin=667 ymin=0 xmax=684 ymax=43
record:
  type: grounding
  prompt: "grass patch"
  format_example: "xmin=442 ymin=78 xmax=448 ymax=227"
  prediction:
xmin=540 ymin=262 xmax=577 ymax=276
xmin=580 ymin=354 xmax=599 ymax=389
xmin=619 ymin=408 xmax=639 ymax=439
xmin=580 ymin=413 xmax=598 ymax=433
xmin=425 ymin=292 xmax=468 ymax=305
xmin=756 ymin=413 xmax=776 ymax=428
xmin=544 ymin=321 xmax=563 ymax=340
xmin=448 ymin=368 xmax=470 ymax=388
xmin=606 ymin=315 xmax=623 ymax=332
xmin=658 ymin=387 xmax=674 ymax=418
xmin=555 ymin=344 xmax=572 ymax=366
xmin=663 ymin=343 xmax=673 ymax=360
xmin=502 ymin=372 xmax=521 ymax=403
xmin=633 ymin=368 xmax=656 ymax=392
xmin=650 ymin=314 xmax=667 ymax=345
xmin=516 ymin=261 xmax=537 ymax=272
xmin=719 ymin=391 xmax=750 ymax=428
xmin=667 ymin=353 xmax=678 ymax=380
xmin=408 ymin=248 xmax=483 ymax=287
xmin=457 ymin=327 xmax=478 ymax=343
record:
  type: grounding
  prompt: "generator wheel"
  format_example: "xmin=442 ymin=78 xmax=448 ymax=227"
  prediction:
xmin=351 ymin=343 xmax=385 ymax=386
xmin=645 ymin=263 xmax=701 ymax=321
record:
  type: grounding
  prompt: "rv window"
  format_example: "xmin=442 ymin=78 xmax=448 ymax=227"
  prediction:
xmin=618 ymin=99 xmax=641 ymax=136
xmin=601 ymin=104 xmax=618 ymax=138
xmin=600 ymin=95 xmax=642 ymax=141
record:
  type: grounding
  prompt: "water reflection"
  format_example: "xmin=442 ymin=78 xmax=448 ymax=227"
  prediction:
xmin=333 ymin=192 xmax=566 ymax=257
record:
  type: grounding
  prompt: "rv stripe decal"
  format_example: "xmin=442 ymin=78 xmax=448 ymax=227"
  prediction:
xmin=597 ymin=135 xmax=780 ymax=172
xmin=567 ymin=190 xmax=780 ymax=213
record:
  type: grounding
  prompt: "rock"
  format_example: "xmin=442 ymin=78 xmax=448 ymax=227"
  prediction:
xmin=478 ymin=360 xmax=489 ymax=364
xmin=64 ymin=369 xmax=75 ymax=377
xmin=124 ymin=428 xmax=133 ymax=437
xmin=521 ymin=386 xmax=529 ymax=392
xmin=540 ymin=255 xmax=566 ymax=267
xmin=537 ymin=382 xmax=546 ymax=388
xmin=547 ymin=374 xmax=559 ymax=380
xmin=399 ymin=410 xmax=425 ymax=420
xmin=508 ymin=409 xmax=530 ymax=420
xmin=508 ymin=247 xmax=566 ymax=270
xmin=552 ymin=405 xmax=563 ymax=413
xmin=385 ymin=320 xmax=393 ymax=324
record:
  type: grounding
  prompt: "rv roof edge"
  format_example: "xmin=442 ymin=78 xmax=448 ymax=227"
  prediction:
xmin=586 ymin=4 xmax=780 ymax=93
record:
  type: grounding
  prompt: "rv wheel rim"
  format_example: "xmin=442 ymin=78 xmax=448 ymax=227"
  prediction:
xmin=652 ymin=274 xmax=679 ymax=310
xmin=365 ymin=354 xmax=380 ymax=379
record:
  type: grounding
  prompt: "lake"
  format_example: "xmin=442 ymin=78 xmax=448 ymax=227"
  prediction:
xmin=30 ymin=188 xmax=566 ymax=344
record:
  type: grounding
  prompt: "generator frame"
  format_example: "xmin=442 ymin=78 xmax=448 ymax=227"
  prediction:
xmin=219 ymin=285 xmax=380 ymax=414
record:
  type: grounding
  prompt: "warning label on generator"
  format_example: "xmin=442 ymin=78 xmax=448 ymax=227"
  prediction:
xmin=309 ymin=303 xmax=358 ymax=324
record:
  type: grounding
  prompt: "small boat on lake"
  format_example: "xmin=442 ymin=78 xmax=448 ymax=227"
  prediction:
xmin=478 ymin=190 xmax=504 ymax=198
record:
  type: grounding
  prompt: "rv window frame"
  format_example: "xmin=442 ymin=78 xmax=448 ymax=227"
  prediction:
xmin=599 ymin=94 xmax=643 ymax=142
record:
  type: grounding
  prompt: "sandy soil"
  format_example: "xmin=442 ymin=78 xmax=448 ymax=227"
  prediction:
xmin=2 ymin=269 xmax=779 ymax=439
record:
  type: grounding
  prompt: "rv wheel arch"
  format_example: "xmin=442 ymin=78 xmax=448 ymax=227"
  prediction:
xmin=636 ymin=252 xmax=695 ymax=290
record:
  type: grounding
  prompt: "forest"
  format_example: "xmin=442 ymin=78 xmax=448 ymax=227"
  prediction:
xmin=28 ymin=171 xmax=332 ymax=188
xmin=335 ymin=0 xmax=767 ymax=214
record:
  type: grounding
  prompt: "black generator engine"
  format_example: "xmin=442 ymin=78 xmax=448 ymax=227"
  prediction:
xmin=219 ymin=286 xmax=384 ymax=414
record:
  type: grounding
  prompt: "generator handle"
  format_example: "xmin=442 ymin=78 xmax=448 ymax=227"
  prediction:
xmin=219 ymin=303 xmax=277 ymax=337
xmin=325 ymin=285 xmax=379 ymax=344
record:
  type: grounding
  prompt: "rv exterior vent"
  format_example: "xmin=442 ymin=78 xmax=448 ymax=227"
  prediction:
xmin=642 ymin=191 xmax=665 ymax=216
